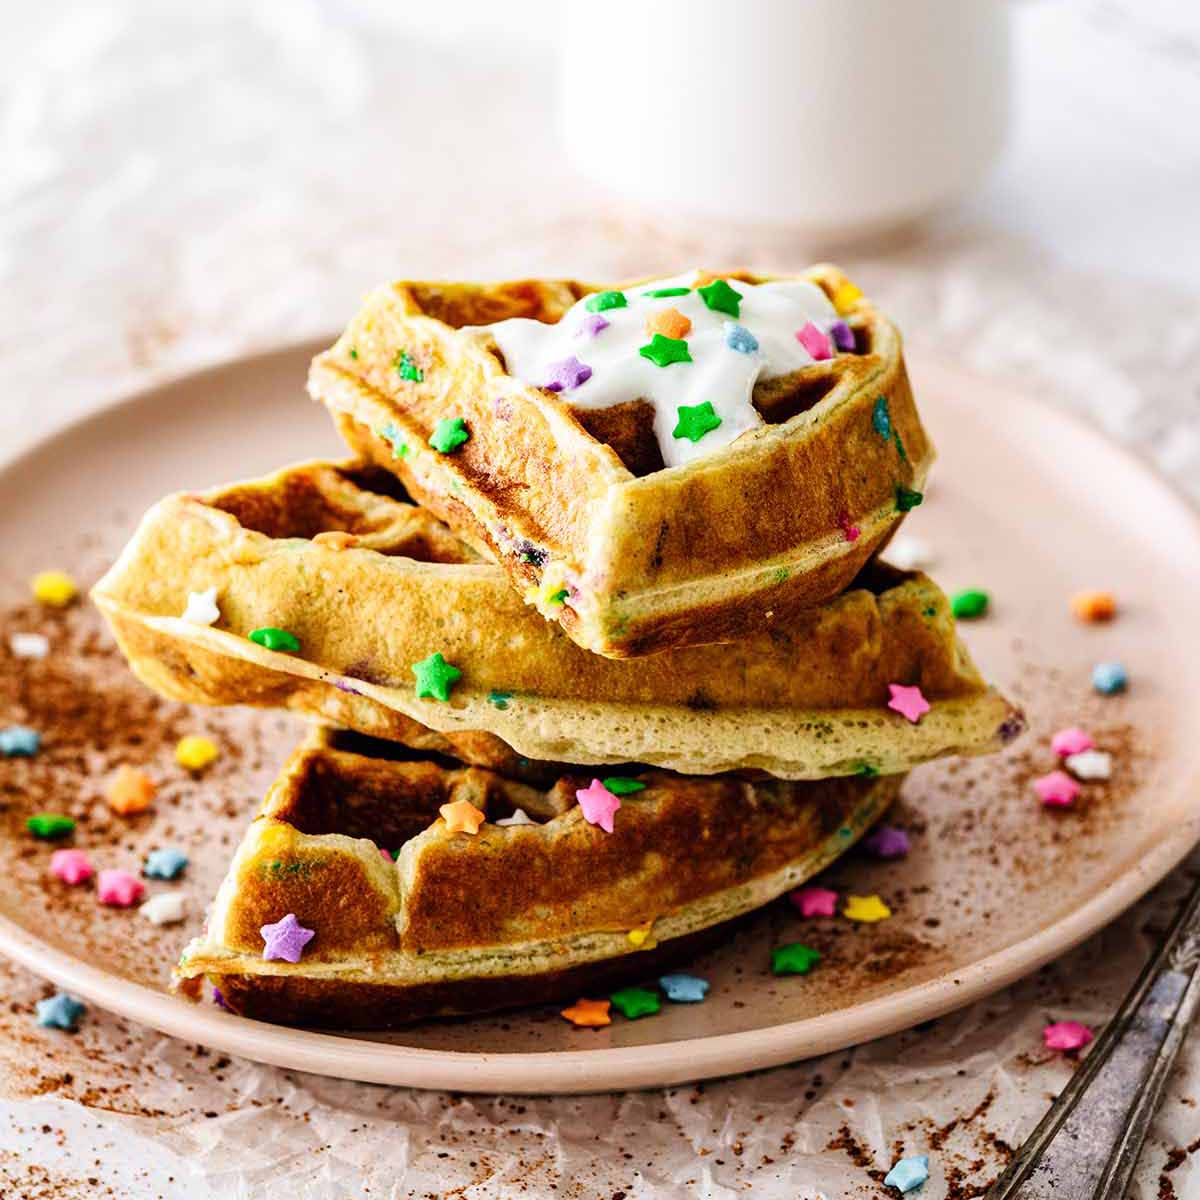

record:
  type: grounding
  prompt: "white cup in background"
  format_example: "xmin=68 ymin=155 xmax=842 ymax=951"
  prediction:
xmin=560 ymin=0 xmax=1010 ymax=238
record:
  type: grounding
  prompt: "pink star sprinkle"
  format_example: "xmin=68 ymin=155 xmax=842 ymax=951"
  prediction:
xmin=796 ymin=322 xmax=833 ymax=360
xmin=1033 ymin=770 xmax=1081 ymax=807
xmin=96 ymin=868 xmax=145 ymax=907
xmin=1051 ymin=727 xmax=1094 ymax=757
xmin=790 ymin=886 xmax=838 ymax=917
xmin=838 ymin=513 xmax=861 ymax=543
xmin=887 ymin=684 xmax=931 ymax=724
xmin=1043 ymin=1020 xmax=1093 ymax=1051
xmin=576 ymin=779 xmax=621 ymax=833
xmin=50 ymin=849 xmax=93 ymax=886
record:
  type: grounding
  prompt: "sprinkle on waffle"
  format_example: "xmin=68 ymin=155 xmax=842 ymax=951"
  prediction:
xmin=561 ymin=998 xmax=611 ymax=1028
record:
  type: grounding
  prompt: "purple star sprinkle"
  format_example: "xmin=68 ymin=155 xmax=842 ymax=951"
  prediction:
xmin=578 ymin=314 xmax=610 ymax=338
xmin=543 ymin=355 xmax=593 ymax=392
xmin=333 ymin=678 xmax=362 ymax=696
xmin=260 ymin=912 xmax=316 ymax=963
xmin=212 ymin=986 xmax=229 ymax=1010
xmin=863 ymin=825 xmax=910 ymax=859
xmin=830 ymin=320 xmax=855 ymax=351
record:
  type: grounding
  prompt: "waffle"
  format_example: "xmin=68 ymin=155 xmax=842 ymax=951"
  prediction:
xmin=175 ymin=728 xmax=904 ymax=1028
xmin=92 ymin=460 xmax=1023 ymax=781
xmin=307 ymin=266 xmax=933 ymax=658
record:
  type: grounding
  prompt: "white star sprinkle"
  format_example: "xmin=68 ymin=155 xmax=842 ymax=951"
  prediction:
xmin=1065 ymin=749 xmax=1112 ymax=780
xmin=886 ymin=535 xmax=936 ymax=572
xmin=496 ymin=808 xmax=537 ymax=827
xmin=9 ymin=632 xmax=49 ymax=659
xmin=140 ymin=891 xmax=188 ymax=926
xmin=181 ymin=586 xmax=220 ymax=626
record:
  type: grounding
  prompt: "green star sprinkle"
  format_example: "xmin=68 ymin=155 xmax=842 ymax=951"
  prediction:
xmin=640 ymin=334 xmax=693 ymax=369
xmin=771 ymin=943 xmax=821 ymax=976
xmin=412 ymin=652 xmax=462 ymax=702
xmin=672 ymin=401 xmax=722 ymax=443
xmin=249 ymin=627 xmax=301 ymax=653
xmin=487 ymin=690 xmax=513 ymax=710
xmin=349 ymin=347 xmax=359 ymax=360
xmin=585 ymin=290 xmax=627 ymax=313
xmin=602 ymin=777 xmax=646 ymax=795
xmin=951 ymin=589 xmax=990 ymax=619
xmin=396 ymin=350 xmax=423 ymax=382
xmin=854 ymin=762 xmax=880 ymax=777
xmin=893 ymin=428 xmax=908 ymax=463
xmin=609 ymin=986 xmax=661 ymax=1019
xmin=895 ymin=485 xmax=924 ymax=513
xmin=429 ymin=417 xmax=470 ymax=454
xmin=27 ymin=813 xmax=75 ymax=840
xmin=644 ymin=286 xmax=690 ymax=298
xmin=872 ymin=396 xmax=891 ymax=439
xmin=697 ymin=278 xmax=742 ymax=318
xmin=547 ymin=588 xmax=569 ymax=605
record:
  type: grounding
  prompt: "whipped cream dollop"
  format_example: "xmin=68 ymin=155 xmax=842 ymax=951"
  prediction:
xmin=470 ymin=271 xmax=846 ymax=468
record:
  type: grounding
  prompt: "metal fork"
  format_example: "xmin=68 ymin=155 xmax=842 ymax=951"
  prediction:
xmin=985 ymin=866 xmax=1200 ymax=1199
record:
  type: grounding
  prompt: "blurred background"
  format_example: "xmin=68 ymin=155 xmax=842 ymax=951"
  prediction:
xmin=1 ymin=0 xmax=1196 ymax=484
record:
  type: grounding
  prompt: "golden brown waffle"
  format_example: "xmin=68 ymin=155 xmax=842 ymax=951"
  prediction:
xmin=307 ymin=266 xmax=933 ymax=658
xmin=175 ymin=728 xmax=904 ymax=1028
xmin=92 ymin=460 xmax=1023 ymax=781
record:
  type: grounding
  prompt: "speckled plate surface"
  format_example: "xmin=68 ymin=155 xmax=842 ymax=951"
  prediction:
xmin=0 ymin=346 xmax=1198 ymax=1094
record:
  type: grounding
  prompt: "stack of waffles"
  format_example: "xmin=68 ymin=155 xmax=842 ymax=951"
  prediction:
xmin=95 ymin=267 xmax=1023 ymax=1028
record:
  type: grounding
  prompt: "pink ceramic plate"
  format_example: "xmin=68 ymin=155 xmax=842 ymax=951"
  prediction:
xmin=0 ymin=346 xmax=1197 ymax=1094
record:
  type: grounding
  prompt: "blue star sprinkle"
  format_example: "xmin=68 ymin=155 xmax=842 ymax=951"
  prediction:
xmin=659 ymin=973 xmax=709 ymax=1003
xmin=0 ymin=725 xmax=40 ymax=757
xmin=144 ymin=847 xmax=189 ymax=880
xmin=884 ymin=1155 xmax=929 ymax=1194
xmin=36 ymin=993 xmax=85 ymax=1032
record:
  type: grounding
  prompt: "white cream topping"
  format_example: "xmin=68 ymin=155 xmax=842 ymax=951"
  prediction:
xmin=468 ymin=271 xmax=843 ymax=468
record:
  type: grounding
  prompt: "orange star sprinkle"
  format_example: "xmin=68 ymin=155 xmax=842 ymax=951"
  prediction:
xmin=1070 ymin=591 xmax=1116 ymax=623
xmin=312 ymin=531 xmax=360 ymax=551
xmin=560 ymin=998 xmax=611 ymax=1028
xmin=106 ymin=765 xmax=156 ymax=815
xmin=645 ymin=307 xmax=691 ymax=341
xmin=439 ymin=798 xmax=486 ymax=835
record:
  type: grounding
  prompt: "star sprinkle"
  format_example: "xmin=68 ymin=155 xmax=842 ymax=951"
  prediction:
xmin=1033 ymin=770 xmax=1081 ymax=807
xmin=697 ymin=278 xmax=742 ymax=318
xmin=602 ymin=777 xmax=646 ymax=795
xmin=771 ymin=942 xmax=821 ymax=976
xmin=36 ymin=993 xmax=85 ymax=1032
xmin=50 ymin=849 xmax=93 ymax=885
xmin=27 ymin=813 xmax=74 ymax=840
xmin=10 ymin=632 xmax=49 ymax=658
xmin=260 ymin=913 xmax=316 ymax=962
xmin=830 ymin=320 xmax=856 ymax=351
xmin=396 ymin=350 xmax=424 ymax=382
xmin=863 ymin=825 xmax=911 ymax=859
xmin=249 ymin=627 xmax=301 ymax=653
xmin=895 ymin=485 xmax=924 ymax=512
xmin=790 ymin=886 xmax=838 ymax=917
xmin=439 ymin=798 xmax=486 ymax=835
xmin=105 ymin=765 xmax=156 ymax=815
xmin=838 ymin=514 xmax=861 ymax=543
xmin=884 ymin=1154 xmax=930 ymax=1194
xmin=141 ymin=891 xmax=188 ymax=926
xmin=412 ymin=652 xmax=462 ymax=701
xmin=795 ymin=322 xmax=833 ymax=360
xmin=646 ymin=307 xmax=691 ymax=340
xmin=176 ymin=735 xmax=219 ymax=771
xmin=950 ymin=589 xmax=989 ymax=619
xmin=644 ymin=286 xmax=691 ymax=298
xmin=639 ymin=333 xmax=692 ymax=368
xmin=144 ymin=847 xmax=189 ymax=880
xmin=31 ymin=570 xmax=77 ymax=607
xmin=560 ymin=998 xmax=611 ymax=1028
xmin=1070 ymin=590 xmax=1117 ymax=623
xmin=610 ymin=987 xmax=661 ymax=1019
xmin=1043 ymin=1020 xmax=1093 ymax=1051
xmin=379 ymin=422 xmax=409 ymax=459
xmin=1066 ymin=749 xmax=1112 ymax=781
xmin=887 ymin=535 xmax=936 ymax=571
xmin=659 ymin=973 xmax=709 ymax=1003
xmin=1092 ymin=662 xmax=1128 ymax=694
xmin=487 ymin=690 xmax=513 ymax=709
xmin=723 ymin=321 xmax=759 ymax=354
xmin=576 ymin=779 xmax=621 ymax=833
xmin=181 ymin=586 xmax=220 ymax=626
xmin=543 ymin=355 xmax=593 ymax=392
xmin=429 ymin=417 xmax=470 ymax=453
xmin=872 ymin=396 xmax=891 ymax=439
xmin=1051 ymin=727 xmax=1094 ymax=757
xmin=844 ymin=894 xmax=892 ymax=923
xmin=0 ymin=725 xmax=40 ymax=757
xmin=672 ymin=401 xmax=722 ymax=443
xmin=496 ymin=808 xmax=537 ymax=827
xmin=626 ymin=921 xmax=657 ymax=950
xmin=312 ymin=531 xmax=359 ymax=550
xmin=887 ymin=684 xmax=930 ymax=724
xmin=585 ymin=290 xmax=626 ymax=313
xmin=97 ymin=869 xmax=145 ymax=907
xmin=832 ymin=280 xmax=863 ymax=315
xmin=578 ymin=314 xmax=610 ymax=337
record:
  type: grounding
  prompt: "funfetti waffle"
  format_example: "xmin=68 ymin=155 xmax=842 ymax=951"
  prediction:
xmin=91 ymin=460 xmax=1023 ymax=782
xmin=307 ymin=266 xmax=933 ymax=658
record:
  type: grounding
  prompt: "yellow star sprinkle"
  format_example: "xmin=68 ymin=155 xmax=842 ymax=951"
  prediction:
xmin=176 ymin=735 xmax=220 ymax=772
xmin=31 ymin=570 xmax=78 ymax=608
xmin=832 ymin=280 xmax=863 ymax=315
xmin=627 ymin=920 xmax=658 ymax=950
xmin=844 ymin=894 xmax=892 ymax=923
xmin=560 ymin=998 xmax=611 ymax=1028
xmin=439 ymin=798 xmax=486 ymax=836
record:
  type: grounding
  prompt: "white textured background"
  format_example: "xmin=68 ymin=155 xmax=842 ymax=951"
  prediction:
xmin=2 ymin=2 xmax=1199 ymax=1197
